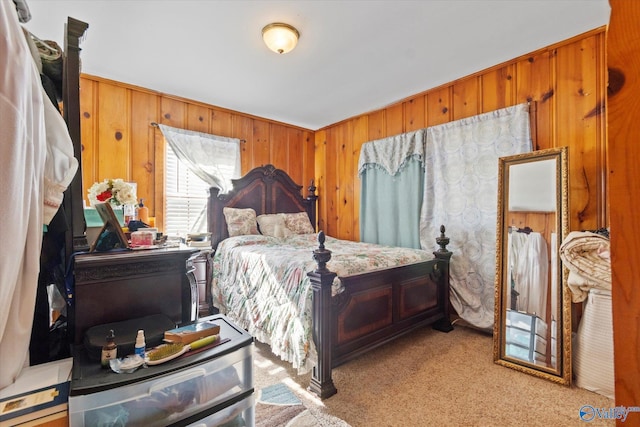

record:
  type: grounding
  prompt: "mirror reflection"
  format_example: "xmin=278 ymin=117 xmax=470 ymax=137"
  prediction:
xmin=494 ymin=147 xmax=571 ymax=385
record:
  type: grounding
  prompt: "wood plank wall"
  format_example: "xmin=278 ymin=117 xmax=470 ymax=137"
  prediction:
xmin=314 ymin=28 xmax=608 ymax=241
xmin=607 ymin=0 xmax=640 ymax=419
xmin=79 ymin=76 xmax=314 ymax=231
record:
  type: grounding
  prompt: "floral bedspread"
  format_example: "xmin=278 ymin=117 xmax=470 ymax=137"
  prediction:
xmin=211 ymin=233 xmax=432 ymax=374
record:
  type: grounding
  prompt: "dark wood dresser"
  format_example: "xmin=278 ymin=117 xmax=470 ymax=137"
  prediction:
xmin=70 ymin=246 xmax=200 ymax=344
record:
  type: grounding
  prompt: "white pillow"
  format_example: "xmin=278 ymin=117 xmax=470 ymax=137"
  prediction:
xmin=257 ymin=214 xmax=292 ymax=238
xmin=257 ymin=214 xmax=283 ymax=236
xmin=273 ymin=223 xmax=292 ymax=238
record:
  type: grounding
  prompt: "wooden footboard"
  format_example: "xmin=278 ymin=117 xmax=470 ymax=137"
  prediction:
xmin=307 ymin=226 xmax=453 ymax=399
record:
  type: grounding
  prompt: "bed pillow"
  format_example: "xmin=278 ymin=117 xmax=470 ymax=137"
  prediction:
xmin=257 ymin=214 xmax=293 ymax=238
xmin=223 ymin=207 xmax=259 ymax=237
xmin=282 ymin=212 xmax=315 ymax=234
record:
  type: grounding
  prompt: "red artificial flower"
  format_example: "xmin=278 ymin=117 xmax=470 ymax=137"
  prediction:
xmin=97 ymin=190 xmax=113 ymax=202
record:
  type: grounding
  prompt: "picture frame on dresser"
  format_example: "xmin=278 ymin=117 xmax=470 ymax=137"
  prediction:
xmin=89 ymin=203 xmax=129 ymax=252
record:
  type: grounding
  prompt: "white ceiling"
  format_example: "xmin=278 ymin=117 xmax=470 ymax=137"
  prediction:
xmin=24 ymin=1 xmax=610 ymax=131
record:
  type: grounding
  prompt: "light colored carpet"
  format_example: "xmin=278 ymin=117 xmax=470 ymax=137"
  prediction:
xmin=253 ymin=324 xmax=615 ymax=427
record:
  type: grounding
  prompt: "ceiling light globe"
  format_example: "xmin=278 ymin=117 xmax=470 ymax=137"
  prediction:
xmin=262 ymin=23 xmax=299 ymax=54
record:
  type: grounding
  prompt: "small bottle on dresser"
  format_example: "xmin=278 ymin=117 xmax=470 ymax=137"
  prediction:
xmin=101 ymin=329 xmax=118 ymax=368
xmin=137 ymin=198 xmax=149 ymax=224
xmin=134 ymin=329 xmax=146 ymax=358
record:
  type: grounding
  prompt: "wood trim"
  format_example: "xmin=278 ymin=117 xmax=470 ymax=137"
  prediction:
xmin=529 ymin=101 xmax=538 ymax=150
xmin=64 ymin=18 xmax=90 ymax=255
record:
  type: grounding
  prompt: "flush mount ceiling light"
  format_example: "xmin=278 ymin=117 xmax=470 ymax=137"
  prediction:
xmin=262 ymin=23 xmax=300 ymax=54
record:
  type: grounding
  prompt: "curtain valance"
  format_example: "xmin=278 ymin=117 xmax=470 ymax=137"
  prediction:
xmin=358 ymin=128 xmax=426 ymax=176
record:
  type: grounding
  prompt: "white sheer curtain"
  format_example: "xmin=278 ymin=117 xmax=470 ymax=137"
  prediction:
xmin=158 ymin=124 xmax=241 ymax=193
xmin=419 ymin=103 xmax=532 ymax=329
xmin=158 ymin=125 xmax=241 ymax=233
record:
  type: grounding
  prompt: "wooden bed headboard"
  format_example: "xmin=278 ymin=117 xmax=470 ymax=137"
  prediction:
xmin=207 ymin=164 xmax=318 ymax=249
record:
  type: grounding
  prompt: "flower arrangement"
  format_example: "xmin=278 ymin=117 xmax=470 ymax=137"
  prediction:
xmin=88 ymin=179 xmax=137 ymax=206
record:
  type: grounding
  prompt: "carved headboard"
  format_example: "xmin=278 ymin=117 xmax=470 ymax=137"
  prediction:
xmin=207 ymin=164 xmax=318 ymax=249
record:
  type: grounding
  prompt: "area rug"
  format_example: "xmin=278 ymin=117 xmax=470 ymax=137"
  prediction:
xmin=253 ymin=342 xmax=352 ymax=427
xmin=255 ymin=383 xmax=306 ymax=426
xmin=255 ymin=382 xmax=351 ymax=427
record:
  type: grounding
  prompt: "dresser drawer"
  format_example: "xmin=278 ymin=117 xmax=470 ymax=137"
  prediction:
xmin=187 ymin=393 xmax=254 ymax=427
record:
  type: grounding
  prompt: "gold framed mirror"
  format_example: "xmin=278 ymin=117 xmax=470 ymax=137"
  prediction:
xmin=493 ymin=146 xmax=570 ymax=385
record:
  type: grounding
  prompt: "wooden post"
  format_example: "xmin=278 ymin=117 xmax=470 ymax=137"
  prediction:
xmin=62 ymin=17 xmax=89 ymax=258
xmin=307 ymin=231 xmax=338 ymax=399
xmin=305 ymin=180 xmax=318 ymax=231
xmin=432 ymin=225 xmax=453 ymax=332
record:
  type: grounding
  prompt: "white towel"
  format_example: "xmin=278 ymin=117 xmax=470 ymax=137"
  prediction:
xmin=559 ymin=231 xmax=611 ymax=302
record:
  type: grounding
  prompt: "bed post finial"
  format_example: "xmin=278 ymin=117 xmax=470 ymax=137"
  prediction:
xmin=308 ymin=179 xmax=316 ymax=197
xmin=434 ymin=225 xmax=452 ymax=261
xmin=306 ymin=181 xmax=318 ymax=232
xmin=312 ymin=231 xmax=331 ymax=272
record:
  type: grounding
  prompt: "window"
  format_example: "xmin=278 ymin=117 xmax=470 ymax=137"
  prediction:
xmin=159 ymin=124 xmax=241 ymax=237
xmin=164 ymin=145 xmax=210 ymax=236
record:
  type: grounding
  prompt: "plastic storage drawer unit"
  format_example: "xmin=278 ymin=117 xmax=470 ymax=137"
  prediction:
xmin=69 ymin=314 xmax=254 ymax=426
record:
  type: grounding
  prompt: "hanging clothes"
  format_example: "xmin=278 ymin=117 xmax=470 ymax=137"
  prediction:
xmin=0 ymin=2 xmax=77 ymax=389
xmin=0 ymin=0 xmax=46 ymax=389
xmin=507 ymin=230 xmax=528 ymax=310
xmin=509 ymin=229 xmax=550 ymax=320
